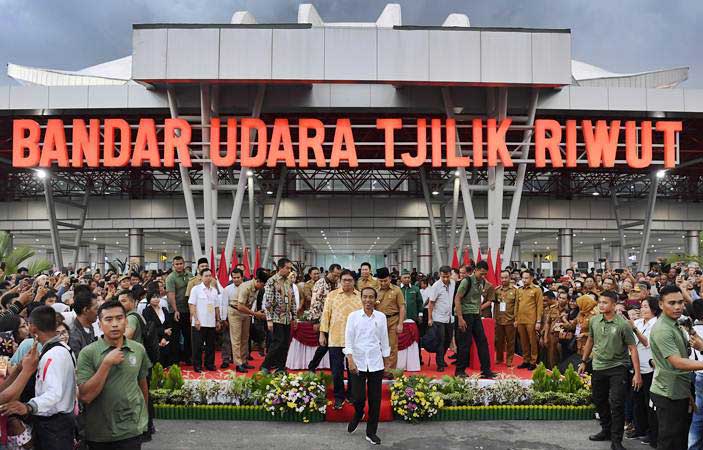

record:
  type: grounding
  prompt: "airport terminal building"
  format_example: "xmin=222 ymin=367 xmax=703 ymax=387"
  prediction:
xmin=1 ymin=3 xmax=702 ymax=276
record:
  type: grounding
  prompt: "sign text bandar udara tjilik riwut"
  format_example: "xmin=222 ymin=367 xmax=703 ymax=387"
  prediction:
xmin=11 ymin=117 xmax=682 ymax=169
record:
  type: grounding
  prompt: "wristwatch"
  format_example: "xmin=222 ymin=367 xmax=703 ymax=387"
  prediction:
xmin=24 ymin=402 xmax=35 ymax=415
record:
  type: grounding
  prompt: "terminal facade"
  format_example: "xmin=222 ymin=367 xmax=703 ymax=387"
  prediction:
xmin=1 ymin=3 xmax=702 ymax=276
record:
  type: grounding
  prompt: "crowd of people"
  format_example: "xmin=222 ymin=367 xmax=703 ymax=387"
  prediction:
xmin=0 ymin=254 xmax=703 ymax=448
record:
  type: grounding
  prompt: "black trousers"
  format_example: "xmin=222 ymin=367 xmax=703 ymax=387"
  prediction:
xmin=87 ymin=435 xmax=142 ymax=450
xmin=592 ymin=365 xmax=627 ymax=443
xmin=433 ymin=322 xmax=453 ymax=368
xmin=308 ymin=333 xmax=328 ymax=370
xmin=262 ymin=323 xmax=291 ymax=371
xmin=329 ymin=347 xmax=352 ymax=402
xmin=633 ymin=371 xmax=658 ymax=440
xmin=351 ymin=369 xmax=384 ymax=437
xmin=191 ymin=326 xmax=216 ymax=369
xmin=651 ymin=392 xmax=691 ymax=450
xmin=34 ymin=412 xmax=75 ymax=450
xmin=172 ymin=310 xmax=192 ymax=363
xmin=455 ymin=313 xmax=491 ymax=375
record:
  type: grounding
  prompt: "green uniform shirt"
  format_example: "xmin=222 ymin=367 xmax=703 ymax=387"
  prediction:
xmin=76 ymin=337 xmax=151 ymax=443
xmin=400 ymin=284 xmax=423 ymax=321
xmin=126 ymin=311 xmax=143 ymax=344
xmin=456 ymin=275 xmax=489 ymax=315
xmin=650 ymin=314 xmax=691 ymax=400
xmin=588 ymin=313 xmax=636 ymax=371
xmin=165 ymin=270 xmax=191 ymax=314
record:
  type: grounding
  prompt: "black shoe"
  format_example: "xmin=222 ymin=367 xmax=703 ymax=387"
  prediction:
xmin=448 ymin=354 xmax=457 ymax=360
xmin=455 ymin=371 xmax=467 ymax=378
xmin=517 ymin=362 xmax=530 ymax=369
xmin=220 ymin=362 xmax=230 ymax=369
xmin=205 ymin=366 xmax=216 ymax=371
xmin=527 ymin=364 xmax=537 ymax=370
xmin=244 ymin=363 xmax=255 ymax=369
xmin=640 ymin=436 xmax=650 ymax=444
xmin=274 ymin=369 xmax=288 ymax=375
xmin=194 ymin=367 xmax=202 ymax=373
xmin=481 ymin=371 xmax=497 ymax=379
xmin=247 ymin=355 xmax=254 ymax=361
xmin=589 ymin=430 xmax=611 ymax=441
xmin=236 ymin=364 xmax=248 ymax=373
xmin=366 ymin=434 xmax=381 ymax=445
xmin=348 ymin=415 xmax=361 ymax=434
xmin=141 ymin=431 xmax=152 ymax=443
xmin=625 ymin=430 xmax=645 ymax=440
xmin=610 ymin=441 xmax=625 ymax=450
xmin=184 ymin=359 xmax=193 ymax=365
xmin=334 ymin=399 xmax=344 ymax=410
xmin=437 ymin=366 xmax=445 ymax=372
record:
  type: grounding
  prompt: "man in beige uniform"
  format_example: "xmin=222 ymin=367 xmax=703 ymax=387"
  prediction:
xmin=374 ymin=267 xmax=405 ymax=372
xmin=357 ymin=262 xmax=380 ymax=292
xmin=494 ymin=270 xmax=518 ymax=367
xmin=229 ymin=269 xmax=268 ymax=373
xmin=297 ymin=267 xmax=320 ymax=318
xmin=514 ymin=269 xmax=543 ymax=370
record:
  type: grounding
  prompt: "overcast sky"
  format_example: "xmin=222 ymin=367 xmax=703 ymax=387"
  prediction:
xmin=0 ymin=0 xmax=700 ymax=86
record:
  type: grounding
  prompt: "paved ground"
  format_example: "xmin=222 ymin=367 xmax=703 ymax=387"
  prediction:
xmin=144 ymin=420 xmax=653 ymax=449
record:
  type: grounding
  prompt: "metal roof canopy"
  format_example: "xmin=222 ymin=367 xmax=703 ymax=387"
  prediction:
xmin=131 ymin=24 xmax=572 ymax=87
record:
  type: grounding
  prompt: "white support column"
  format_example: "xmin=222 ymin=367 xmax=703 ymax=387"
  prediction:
xmin=272 ymin=228 xmax=286 ymax=263
xmin=558 ymin=228 xmax=573 ymax=273
xmin=200 ymin=85 xmax=214 ymax=256
xmin=248 ymin=172 xmax=256 ymax=259
xmin=224 ymin=85 xmax=265 ymax=262
xmin=78 ymin=244 xmax=90 ymax=269
xmin=402 ymin=242 xmax=413 ymax=271
xmin=262 ymin=168 xmax=287 ymax=265
xmin=167 ymin=87 xmax=203 ymax=258
xmin=638 ymin=171 xmax=660 ymax=272
xmin=687 ymin=230 xmax=700 ymax=256
xmin=128 ymin=228 xmax=144 ymax=268
xmin=180 ymin=241 xmax=194 ymax=271
xmin=610 ymin=241 xmax=622 ymax=269
xmin=502 ymin=89 xmax=539 ymax=264
xmin=594 ymin=244 xmax=602 ymax=264
xmin=419 ymin=167 xmax=445 ymax=265
xmin=448 ymin=176 xmax=460 ymax=262
xmin=96 ymin=245 xmax=106 ymax=273
xmin=512 ymin=241 xmax=522 ymax=267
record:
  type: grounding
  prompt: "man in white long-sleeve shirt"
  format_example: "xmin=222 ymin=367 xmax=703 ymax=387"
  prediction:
xmin=344 ymin=286 xmax=390 ymax=446
xmin=0 ymin=305 xmax=76 ymax=449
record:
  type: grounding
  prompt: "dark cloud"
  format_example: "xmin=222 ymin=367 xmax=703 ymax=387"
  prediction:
xmin=0 ymin=0 xmax=700 ymax=86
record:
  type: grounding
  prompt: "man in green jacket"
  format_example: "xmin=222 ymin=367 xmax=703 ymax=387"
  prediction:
xmin=399 ymin=270 xmax=423 ymax=323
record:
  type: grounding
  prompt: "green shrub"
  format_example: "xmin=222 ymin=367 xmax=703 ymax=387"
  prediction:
xmin=559 ymin=364 xmax=583 ymax=394
xmin=149 ymin=363 xmax=164 ymax=390
xmin=531 ymin=363 xmax=550 ymax=392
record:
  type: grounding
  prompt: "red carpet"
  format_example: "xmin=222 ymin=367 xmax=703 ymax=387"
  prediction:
xmin=180 ymin=349 xmax=533 ymax=423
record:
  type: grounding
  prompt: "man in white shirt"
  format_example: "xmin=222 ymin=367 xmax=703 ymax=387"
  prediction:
xmin=428 ymin=266 xmax=456 ymax=372
xmin=188 ymin=269 xmax=221 ymax=372
xmin=219 ymin=268 xmax=244 ymax=369
xmin=0 ymin=305 xmax=76 ymax=449
xmin=344 ymin=286 xmax=390 ymax=446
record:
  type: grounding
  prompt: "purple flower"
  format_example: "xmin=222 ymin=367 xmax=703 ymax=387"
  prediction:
xmin=405 ymin=387 xmax=415 ymax=397
xmin=407 ymin=402 xmax=417 ymax=411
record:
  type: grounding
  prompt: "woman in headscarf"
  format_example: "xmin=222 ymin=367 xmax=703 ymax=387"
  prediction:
xmin=574 ymin=294 xmax=599 ymax=357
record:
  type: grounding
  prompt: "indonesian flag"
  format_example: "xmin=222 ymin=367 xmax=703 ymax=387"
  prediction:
xmin=495 ymin=250 xmax=503 ymax=276
xmin=242 ymin=247 xmax=252 ymax=279
xmin=486 ymin=248 xmax=497 ymax=285
xmin=476 ymin=248 xmax=483 ymax=263
xmin=230 ymin=247 xmax=239 ymax=272
xmin=217 ymin=247 xmax=229 ymax=287
xmin=209 ymin=247 xmax=216 ymax=274
xmin=462 ymin=247 xmax=471 ymax=267
xmin=451 ymin=247 xmax=459 ymax=269
xmin=254 ymin=246 xmax=261 ymax=271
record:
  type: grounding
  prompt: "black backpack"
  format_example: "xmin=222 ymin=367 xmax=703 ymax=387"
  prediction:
xmin=20 ymin=340 xmax=75 ymax=403
xmin=127 ymin=311 xmax=159 ymax=364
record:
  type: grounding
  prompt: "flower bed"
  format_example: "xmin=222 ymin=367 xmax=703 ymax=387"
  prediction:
xmin=149 ymin=365 xmax=330 ymax=423
xmin=390 ymin=363 xmax=593 ymax=422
